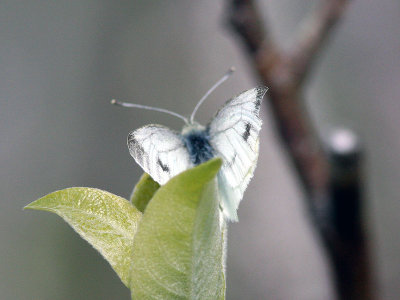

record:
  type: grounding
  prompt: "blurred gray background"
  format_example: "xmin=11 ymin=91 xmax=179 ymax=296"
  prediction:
xmin=1 ymin=0 xmax=399 ymax=299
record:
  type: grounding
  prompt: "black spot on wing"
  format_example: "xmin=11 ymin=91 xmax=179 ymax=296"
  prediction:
xmin=128 ymin=133 xmax=145 ymax=162
xmin=157 ymin=158 xmax=170 ymax=173
xmin=227 ymin=153 xmax=237 ymax=167
xmin=254 ymin=98 xmax=261 ymax=113
xmin=243 ymin=123 xmax=251 ymax=141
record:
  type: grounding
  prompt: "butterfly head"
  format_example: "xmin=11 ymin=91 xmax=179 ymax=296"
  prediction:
xmin=181 ymin=121 xmax=205 ymax=135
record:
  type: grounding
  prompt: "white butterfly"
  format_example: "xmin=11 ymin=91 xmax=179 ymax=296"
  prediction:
xmin=112 ymin=70 xmax=267 ymax=221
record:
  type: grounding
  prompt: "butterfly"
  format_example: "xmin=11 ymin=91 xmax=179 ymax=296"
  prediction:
xmin=112 ymin=69 xmax=267 ymax=221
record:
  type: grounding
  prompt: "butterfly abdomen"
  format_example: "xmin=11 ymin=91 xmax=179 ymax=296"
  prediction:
xmin=182 ymin=129 xmax=214 ymax=165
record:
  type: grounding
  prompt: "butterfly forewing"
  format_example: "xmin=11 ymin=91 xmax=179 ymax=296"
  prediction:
xmin=208 ymin=87 xmax=267 ymax=221
xmin=127 ymin=125 xmax=193 ymax=185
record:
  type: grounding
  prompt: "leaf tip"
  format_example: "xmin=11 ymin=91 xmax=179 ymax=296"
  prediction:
xmin=203 ymin=157 xmax=223 ymax=175
xmin=23 ymin=201 xmax=38 ymax=210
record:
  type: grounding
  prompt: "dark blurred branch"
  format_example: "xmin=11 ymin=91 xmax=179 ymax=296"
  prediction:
xmin=326 ymin=130 xmax=374 ymax=300
xmin=227 ymin=1 xmax=375 ymax=299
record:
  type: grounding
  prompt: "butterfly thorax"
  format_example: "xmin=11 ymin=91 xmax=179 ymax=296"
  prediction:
xmin=181 ymin=123 xmax=214 ymax=166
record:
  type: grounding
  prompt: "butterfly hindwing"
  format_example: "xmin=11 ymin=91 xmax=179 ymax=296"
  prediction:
xmin=127 ymin=125 xmax=193 ymax=185
xmin=208 ymin=87 xmax=267 ymax=221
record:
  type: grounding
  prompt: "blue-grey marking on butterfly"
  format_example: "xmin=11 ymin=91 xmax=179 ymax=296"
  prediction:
xmin=112 ymin=68 xmax=267 ymax=221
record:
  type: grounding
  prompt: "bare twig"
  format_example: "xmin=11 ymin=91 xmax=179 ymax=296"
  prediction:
xmin=229 ymin=0 xmax=269 ymax=55
xmin=227 ymin=1 xmax=375 ymax=299
xmin=289 ymin=0 xmax=350 ymax=85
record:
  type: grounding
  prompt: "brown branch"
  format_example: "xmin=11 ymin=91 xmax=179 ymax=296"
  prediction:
xmin=228 ymin=0 xmax=269 ymax=55
xmin=289 ymin=0 xmax=350 ymax=85
xmin=228 ymin=0 xmax=329 ymax=198
xmin=227 ymin=1 xmax=375 ymax=300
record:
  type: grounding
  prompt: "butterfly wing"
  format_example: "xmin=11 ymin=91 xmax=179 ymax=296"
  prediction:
xmin=127 ymin=124 xmax=193 ymax=185
xmin=208 ymin=87 xmax=267 ymax=221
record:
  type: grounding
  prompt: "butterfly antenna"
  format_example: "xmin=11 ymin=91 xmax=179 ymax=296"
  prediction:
xmin=190 ymin=67 xmax=235 ymax=123
xmin=111 ymin=99 xmax=189 ymax=124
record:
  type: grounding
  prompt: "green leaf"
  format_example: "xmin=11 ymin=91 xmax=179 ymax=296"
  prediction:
xmin=25 ymin=187 xmax=142 ymax=287
xmin=130 ymin=158 xmax=225 ymax=300
xmin=130 ymin=173 xmax=160 ymax=213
